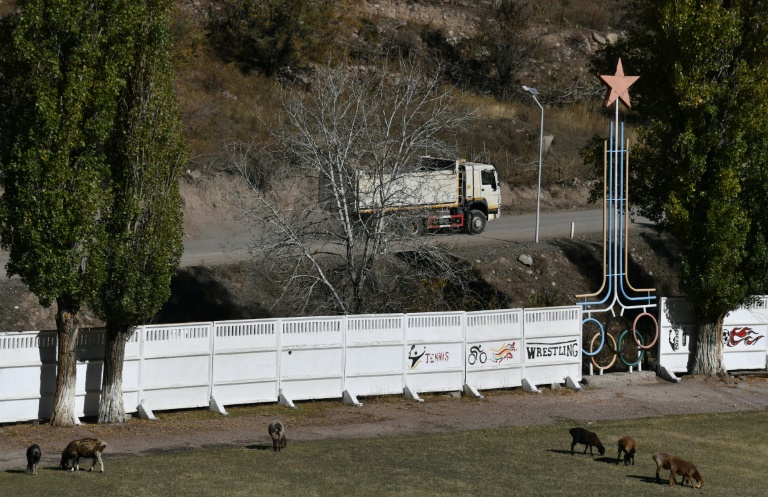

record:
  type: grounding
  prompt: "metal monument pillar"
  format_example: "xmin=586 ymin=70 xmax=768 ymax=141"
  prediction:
xmin=576 ymin=59 xmax=659 ymax=372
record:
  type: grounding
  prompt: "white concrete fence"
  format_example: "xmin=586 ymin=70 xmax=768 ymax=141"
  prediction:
xmin=658 ymin=296 xmax=768 ymax=375
xmin=0 ymin=306 xmax=582 ymax=424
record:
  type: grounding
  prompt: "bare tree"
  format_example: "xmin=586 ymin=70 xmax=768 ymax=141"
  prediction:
xmin=232 ymin=59 xmax=479 ymax=315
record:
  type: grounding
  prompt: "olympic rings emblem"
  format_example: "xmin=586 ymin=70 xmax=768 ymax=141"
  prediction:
xmin=582 ymin=313 xmax=659 ymax=371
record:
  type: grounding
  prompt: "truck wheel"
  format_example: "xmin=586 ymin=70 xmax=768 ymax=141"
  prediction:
xmin=468 ymin=210 xmax=486 ymax=234
xmin=405 ymin=218 xmax=424 ymax=236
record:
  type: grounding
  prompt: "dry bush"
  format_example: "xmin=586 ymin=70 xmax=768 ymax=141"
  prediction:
xmin=453 ymin=94 xmax=530 ymax=185
xmin=557 ymin=0 xmax=622 ymax=30
xmin=0 ymin=1 xmax=16 ymax=17
xmin=509 ymin=0 xmax=624 ymax=28
xmin=460 ymin=95 xmax=518 ymax=121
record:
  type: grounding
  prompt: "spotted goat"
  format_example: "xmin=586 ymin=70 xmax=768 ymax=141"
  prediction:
xmin=60 ymin=438 xmax=107 ymax=473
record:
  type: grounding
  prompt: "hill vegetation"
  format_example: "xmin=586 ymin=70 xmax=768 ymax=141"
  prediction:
xmin=173 ymin=0 xmax=629 ymax=186
xmin=0 ymin=0 xmax=684 ymax=333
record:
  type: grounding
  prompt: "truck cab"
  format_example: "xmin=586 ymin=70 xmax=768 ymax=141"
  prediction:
xmin=458 ymin=161 xmax=501 ymax=234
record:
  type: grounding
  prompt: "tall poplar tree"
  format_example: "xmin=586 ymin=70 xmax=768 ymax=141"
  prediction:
xmin=0 ymin=0 xmax=136 ymax=426
xmin=93 ymin=0 xmax=188 ymax=424
xmin=595 ymin=0 xmax=768 ymax=375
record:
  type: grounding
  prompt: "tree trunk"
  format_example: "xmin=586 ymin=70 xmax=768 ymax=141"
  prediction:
xmin=50 ymin=296 xmax=81 ymax=427
xmin=99 ymin=324 xmax=132 ymax=423
xmin=689 ymin=314 xmax=727 ymax=376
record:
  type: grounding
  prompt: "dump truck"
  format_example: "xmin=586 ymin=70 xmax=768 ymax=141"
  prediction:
xmin=355 ymin=157 xmax=501 ymax=235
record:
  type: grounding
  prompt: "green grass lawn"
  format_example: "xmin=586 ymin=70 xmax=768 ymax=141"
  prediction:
xmin=4 ymin=411 xmax=767 ymax=496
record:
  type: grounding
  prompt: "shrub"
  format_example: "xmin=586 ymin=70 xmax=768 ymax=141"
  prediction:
xmin=528 ymin=288 xmax=564 ymax=308
xmin=207 ymin=0 xmax=342 ymax=76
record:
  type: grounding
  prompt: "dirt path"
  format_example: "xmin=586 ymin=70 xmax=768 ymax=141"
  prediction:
xmin=2 ymin=372 xmax=768 ymax=472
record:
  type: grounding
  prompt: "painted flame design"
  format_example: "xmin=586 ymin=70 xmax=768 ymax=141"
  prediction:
xmin=725 ymin=327 xmax=765 ymax=348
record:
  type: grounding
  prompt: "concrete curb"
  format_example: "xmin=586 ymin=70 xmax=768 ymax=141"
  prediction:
xmin=581 ymin=370 xmax=659 ymax=388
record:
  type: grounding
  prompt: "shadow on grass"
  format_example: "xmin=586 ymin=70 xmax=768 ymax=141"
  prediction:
xmin=593 ymin=456 xmax=621 ymax=465
xmin=9 ymin=466 xmax=64 ymax=473
xmin=546 ymin=448 xmax=605 ymax=459
xmin=626 ymin=474 xmax=663 ymax=485
xmin=245 ymin=443 xmax=273 ymax=451
xmin=545 ymin=449 xmax=574 ymax=455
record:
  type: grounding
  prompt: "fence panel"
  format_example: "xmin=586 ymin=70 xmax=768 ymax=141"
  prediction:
xmin=344 ymin=314 xmax=406 ymax=397
xmin=141 ymin=322 xmax=213 ymax=410
xmin=73 ymin=328 xmax=107 ymax=417
xmin=212 ymin=319 xmax=279 ymax=406
xmin=73 ymin=328 xmax=143 ymax=417
xmin=523 ymin=306 xmax=582 ymax=386
xmin=0 ymin=331 xmax=56 ymax=423
xmin=279 ymin=317 xmax=344 ymax=401
xmin=465 ymin=309 xmax=524 ymax=390
xmin=658 ymin=297 xmax=696 ymax=373
xmin=722 ymin=297 xmax=768 ymax=371
xmin=404 ymin=312 xmax=465 ymax=394
xmin=660 ymin=297 xmax=768 ymax=373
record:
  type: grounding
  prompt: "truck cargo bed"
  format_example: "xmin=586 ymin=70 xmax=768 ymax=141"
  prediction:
xmin=357 ymin=168 xmax=458 ymax=212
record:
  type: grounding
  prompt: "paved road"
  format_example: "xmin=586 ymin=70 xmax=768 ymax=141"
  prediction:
xmin=462 ymin=207 xmax=653 ymax=246
xmin=176 ymin=207 xmax=656 ymax=264
xmin=0 ymin=208 xmax=654 ymax=276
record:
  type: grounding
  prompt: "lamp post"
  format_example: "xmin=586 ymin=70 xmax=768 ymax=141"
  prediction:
xmin=523 ymin=85 xmax=544 ymax=243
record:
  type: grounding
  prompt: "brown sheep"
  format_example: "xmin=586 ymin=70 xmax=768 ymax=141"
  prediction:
xmin=60 ymin=438 xmax=107 ymax=473
xmin=616 ymin=436 xmax=637 ymax=465
xmin=569 ymin=427 xmax=605 ymax=456
xmin=268 ymin=420 xmax=287 ymax=452
xmin=652 ymin=452 xmax=704 ymax=488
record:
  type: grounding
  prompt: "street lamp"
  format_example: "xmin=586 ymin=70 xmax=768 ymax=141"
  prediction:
xmin=523 ymin=85 xmax=544 ymax=243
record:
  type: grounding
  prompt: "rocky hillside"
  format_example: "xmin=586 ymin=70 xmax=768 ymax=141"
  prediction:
xmin=356 ymin=0 xmax=624 ymax=97
xmin=0 ymin=0 xmax=686 ymax=333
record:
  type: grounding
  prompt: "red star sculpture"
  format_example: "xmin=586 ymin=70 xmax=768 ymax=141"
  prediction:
xmin=598 ymin=58 xmax=639 ymax=108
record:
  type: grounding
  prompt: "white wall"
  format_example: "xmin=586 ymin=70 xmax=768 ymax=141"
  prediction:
xmin=659 ymin=296 xmax=768 ymax=373
xmin=0 ymin=307 xmax=582 ymax=423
